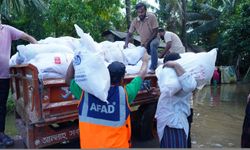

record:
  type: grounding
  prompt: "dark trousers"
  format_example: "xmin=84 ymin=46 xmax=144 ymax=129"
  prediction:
xmin=187 ymin=108 xmax=193 ymax=148
xmin=0 ymin=79 xmax=10 ymax=133
xmin=146 ymin=37 xmax=160 ymax=71
xmin=241 ymin=101 xmax=250 ymax=148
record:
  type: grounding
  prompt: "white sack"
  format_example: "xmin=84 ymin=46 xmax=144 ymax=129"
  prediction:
xmin=123 ymin=46 xmax=145 ymax=65
xmin=9 ymin=53 xmax=18 ymax=66
xmin=38 ymin=36 xmax=81 ymax=50
xmin=39 ymin=72 xmax=64 ymax=79
xmin=125 ymin=65 xmax=141 ymax=75
xmin=17 ymin=43 xmax=74 ymax=63
xmin=74 ymin=24 xmax=101 ymax=53
xmin=99 ymin=41 xmax=127 ymax=64
xmin=28 ymin=52 xmax=73 ymax=79
xmin=73 ymin=49 xmax=110 ymax=103
xmin=156 ymin=65 xmax=181 ymax=96
xmin=113 ymin=41 xmax=136 ymax=50
xmin=156 ymin=48 xmax=217 ymax=95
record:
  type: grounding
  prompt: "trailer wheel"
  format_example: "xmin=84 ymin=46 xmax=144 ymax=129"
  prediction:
xmin=138 ymin=102 xmax=157 ymax=141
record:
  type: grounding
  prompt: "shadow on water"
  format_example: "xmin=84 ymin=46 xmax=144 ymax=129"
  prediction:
xmin=191 ymin=83 xmax=250 ymax=148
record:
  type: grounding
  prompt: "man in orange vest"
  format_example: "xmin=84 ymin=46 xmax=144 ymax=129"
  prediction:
xmin=65 ymin=51 xmax=149 ymax=148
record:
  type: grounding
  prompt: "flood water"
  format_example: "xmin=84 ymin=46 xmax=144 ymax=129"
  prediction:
xmin=191 ymin=83 xmax=250 ymax=148
xmin=4 ymin=83 xmax=250 ymax=148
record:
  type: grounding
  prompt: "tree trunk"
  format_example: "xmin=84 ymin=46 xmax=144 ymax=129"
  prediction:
xmin=235 ymin=54 xmax=241 ymax=80
xmin=125 ymin=0 xmax=131 ymax=30
xmin=181 ymin=0 xmax=187 ymax=52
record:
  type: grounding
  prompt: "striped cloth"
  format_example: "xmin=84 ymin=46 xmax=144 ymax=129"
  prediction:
xmin=160 ymin=125 xmax=187 ymax=148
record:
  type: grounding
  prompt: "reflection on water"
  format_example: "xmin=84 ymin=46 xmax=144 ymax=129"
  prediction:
xmin=192 ymin=83 xmax=250 ymax=148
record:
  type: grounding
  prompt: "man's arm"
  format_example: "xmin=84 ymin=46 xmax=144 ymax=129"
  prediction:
xmin=163 ymin=61 xmax=185 ymax=76
xmin=65 ymin=61 xmax=83 ymax=100
xmin=159 ymin=41 xmax=171 ymax=58
xmin=20 ymin=32 xmax=38 ymax=44
xmin=125 ymin=51 xmax=149 ymax=104
xmin=138 ymin=50 xmax=150 ymax=79
xmin=124 ymin=32 xmax=133 ymax=49
xmin=124 ymin=19 xmax=136 ymax=49
xmin=164 ymin=61 xmax=197 ymax=93
xmin=65 ymin=61 xmax=74 ymax=85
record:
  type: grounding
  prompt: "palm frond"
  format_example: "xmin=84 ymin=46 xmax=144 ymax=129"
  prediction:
xmin=1 ymin=0 xmax=47 ymax=21
xmin=200 ymin=3 xmax=221 ymax=18
xmin=187 ymin=19 xmax=220 ymax=37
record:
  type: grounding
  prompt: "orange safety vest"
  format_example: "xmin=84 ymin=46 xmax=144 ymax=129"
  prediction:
xmin=78 ymin=86 xmax=132 ymax=148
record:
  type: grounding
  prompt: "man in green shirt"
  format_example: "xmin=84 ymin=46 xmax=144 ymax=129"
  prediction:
xmin=65 ymin=51 xmax=149 ymax=148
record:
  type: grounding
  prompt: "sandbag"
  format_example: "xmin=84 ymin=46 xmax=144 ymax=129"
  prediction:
xmin=125 ymin=65 xmax=141 ymax=75
xmin=9 ymin=53 xmax=18 ymax=66
xmin=113 ymin=41 xmax=136 ymax=50
xmin=74 ymin=24 xmax=101 ymax=53
xmin=28 ymin=52 xmax=73 ymax=79
xmin=17 ymin=43 xmax=74 ymax=63
xmin=156 ymin=48 xmax=217 ymax=95
xmin=73 ymin=48 xmax=110 ymax=103
xmin=39 ymin=72 xmax=64 ymax=79
xmin=123 ymin=46 xmax=145 ymax=65
xmin=125 ymin=57 xmax=153 ymax=75
xmin=99 ymin=41 xmax=127 ymax=64
xmin=38 ymin=36 xmax=81 ymax=50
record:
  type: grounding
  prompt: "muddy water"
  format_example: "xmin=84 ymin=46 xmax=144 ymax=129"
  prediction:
xmin=191 ymin=83 xmax=250 ymax=148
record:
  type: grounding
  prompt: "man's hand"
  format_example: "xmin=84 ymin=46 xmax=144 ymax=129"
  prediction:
xmin=138 ymin=50 xmax=150 ymax=80
xmin=142 ymin=50 xmax=150 ymax=62
xmin=247 ymin=93 xmax=250 ymax=103
xmin=159 ymin=49 xmax=170 ymax=58
xmin=163 ymin=61 xmax=185 ymax=76
xmin=141 ymin=43 xmax=147 ymax=48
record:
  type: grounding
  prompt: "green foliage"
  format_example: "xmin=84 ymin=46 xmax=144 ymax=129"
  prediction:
xmin=157 ymin=0 xmax=183 ymax=32
xmin=7 ymin=92 xmax=15 ymax=114
xmin=43 ymin=0 xmax=125 ymax=42
xmin=220 ymin=2 xmax=250 ymax=73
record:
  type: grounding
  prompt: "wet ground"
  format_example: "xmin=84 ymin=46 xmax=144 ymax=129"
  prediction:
xmin=191 ymin=83 xmax=249 ymax=148
xmin=3 ymin=83 xmax=250 ymax=148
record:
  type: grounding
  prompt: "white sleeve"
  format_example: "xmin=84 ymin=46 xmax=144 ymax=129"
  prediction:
xmin=178 ymin=72 xmax=197 ymax=93
xmin=164 ymin=33 xmax=171 ymax=43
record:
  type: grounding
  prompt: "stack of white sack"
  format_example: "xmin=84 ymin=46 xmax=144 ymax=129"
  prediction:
xmin=99 ymin=41 xmax=128 ymax=64
xmin=9 ymin=36 xmax=81 ymax=79
xmin=28 ymin=52 xmax=73 ymax=79
xmin=99 ymin=40 xmax=146 ymax=66
xmin=125 ymin=58 xmax=164 ymax=75
xmin=123 ymin=46 xmax=145 ymax=65
xmin=155 ymin=48 xmax=217 ymax=96
xmin=16 ymin=43 xmax=74 ymax=63
xmin=73 ymin=24 xmax=110 ymax=103
xmin=38 ymin=36 xmax=81 ymax=50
